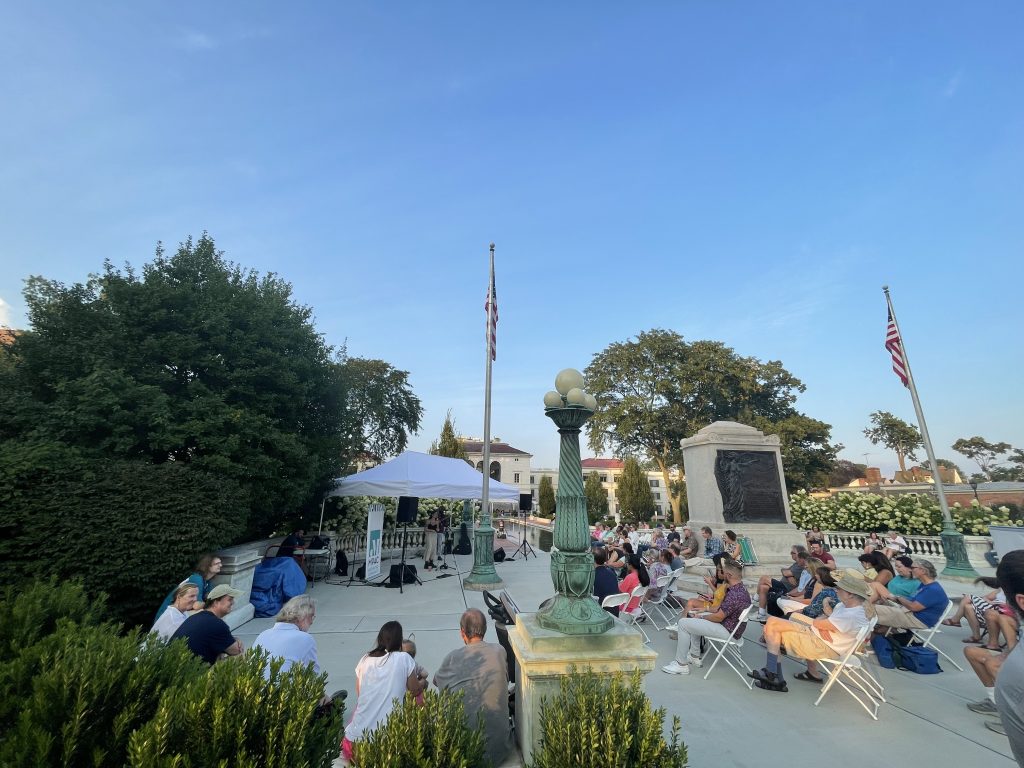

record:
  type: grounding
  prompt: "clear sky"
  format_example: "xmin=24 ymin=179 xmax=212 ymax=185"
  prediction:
xmin=1 ymin=3 xmax=1021 ymax=477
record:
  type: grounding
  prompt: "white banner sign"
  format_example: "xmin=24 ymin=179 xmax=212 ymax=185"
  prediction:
xmin=365 ymin=503 xmax=384 ymax=580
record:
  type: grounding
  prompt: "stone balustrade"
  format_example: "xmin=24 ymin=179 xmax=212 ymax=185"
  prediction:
xmin=822 ymin=530 xmax=992 ymax=567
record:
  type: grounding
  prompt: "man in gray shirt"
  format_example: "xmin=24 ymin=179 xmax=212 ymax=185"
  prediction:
xmin=433 ymin=608 xmax=510 ymax=767
xmin=678 ymin=526 xmax=700 ymax=559
xmin=995 ymin=551 xmax=1024 ymax=764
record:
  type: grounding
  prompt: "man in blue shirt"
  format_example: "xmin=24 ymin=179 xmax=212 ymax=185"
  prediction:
xmin=701 ymin=527 xmax=725 ymax=558
xmin=172 ymin=584 xmax=244 ymax=664
xmin=593 ymin=548 xmax=620 ymax=616
xmin=873 ymin=559 xmax=948 ymax=631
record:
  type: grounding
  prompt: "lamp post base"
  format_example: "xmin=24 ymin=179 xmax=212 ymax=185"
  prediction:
xmin=464 ymin=526 xmax=504 ymax=591
xmin=940 ymin=526 xmax=980 ymax=579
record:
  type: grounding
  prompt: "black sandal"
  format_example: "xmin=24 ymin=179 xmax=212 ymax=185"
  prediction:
xmin=794 ymin=671 xmax=824 ymax=684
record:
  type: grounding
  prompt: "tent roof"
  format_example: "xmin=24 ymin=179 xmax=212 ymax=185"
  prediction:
xmin=327 ymin=451 xmax=522 ymax=502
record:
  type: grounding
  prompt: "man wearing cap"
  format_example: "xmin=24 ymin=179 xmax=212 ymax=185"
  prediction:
xmin=171 ymin=583 xmax=244 ymax=664
xmin=872 ymin=558 xmax=949 ymax=632
xmin=750 ymin=569 xmax=873 ymax=692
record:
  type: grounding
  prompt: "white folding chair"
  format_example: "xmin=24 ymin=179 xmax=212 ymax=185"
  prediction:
xmin=642 ymin=575 xmax=676 ymax=630
xmin=600 ymin=590 xmax=650 ymax=643
xmin=815 ymin=617 xmax=886 ymax=720
xmin=702 ymin=604 xmax=755 ymax=688
xmin=907 ymin=601 xmax=964 ymax=671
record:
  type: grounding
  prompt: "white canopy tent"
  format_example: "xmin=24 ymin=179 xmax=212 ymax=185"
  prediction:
xmin=326 ymin=450 xmax=522 ymax=501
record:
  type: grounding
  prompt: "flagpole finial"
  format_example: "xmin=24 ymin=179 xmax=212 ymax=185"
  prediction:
xmin=882 ymin=285 xmax=889 ymax=292
xmin=489 ymin=242 xmax=495 ymax=252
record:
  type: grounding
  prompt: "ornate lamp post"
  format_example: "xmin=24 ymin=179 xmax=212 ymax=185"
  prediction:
xmin=536 ymin=369 xmax=613 ymax=635
xmin=969 ymin=479 xmax=981 ymax=505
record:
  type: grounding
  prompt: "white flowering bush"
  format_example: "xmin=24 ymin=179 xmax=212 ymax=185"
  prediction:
xmin=789 ymin=490 xmax=1021 ymax=536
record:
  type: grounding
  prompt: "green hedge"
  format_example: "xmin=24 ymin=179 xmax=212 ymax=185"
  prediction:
xmin=0 ymin=581 xmax=340 ymax=768
xmin=789 ymin=489 xmax=1023 ymax=536
xmin=0 ymin=439 xmax=245 ymax=628
xmin=354 ymin=688 xmax=487 ymax=768
xmin=530 ymin=669 xmax=687 ymax=768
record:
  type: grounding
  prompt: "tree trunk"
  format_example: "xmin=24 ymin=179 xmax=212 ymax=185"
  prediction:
xmin=896 ymin=450 xmax=907 ymax=473
xmin=656 ymin=456 xmax=683 ymax=524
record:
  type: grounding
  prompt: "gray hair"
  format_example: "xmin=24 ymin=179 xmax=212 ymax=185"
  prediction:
xmin=275 ymin=595 xmax=316 ymax=625
xmin=913 ymin=559 xmax=937 ymax=579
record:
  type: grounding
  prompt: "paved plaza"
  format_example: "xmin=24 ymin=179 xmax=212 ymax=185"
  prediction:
xmin=235 ymin=531 xmax=1014 ymax=767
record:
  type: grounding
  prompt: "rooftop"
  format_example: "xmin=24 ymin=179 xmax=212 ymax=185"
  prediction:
xmin=460 ymin=439 xmax=532 ymax=456
xmin=234 ymin=525 xmax=1013 ymax=767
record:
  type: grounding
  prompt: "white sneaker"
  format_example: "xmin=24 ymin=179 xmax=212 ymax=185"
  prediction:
xmin=687 ymin=655 xmax=703 ymax=669
xmin=756 ymin=610 xmax=767 ymax=621
xmin=662 ymin=661 xmax=691 ymax=675
xmin=665 ymin=622 xmax=678 ymax=631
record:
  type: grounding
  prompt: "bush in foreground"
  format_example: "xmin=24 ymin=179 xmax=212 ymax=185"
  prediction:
xmin=354 ymin=688 xmax=487 ymax=768
xmin=530 ymin=669 xmax=687 ymax=768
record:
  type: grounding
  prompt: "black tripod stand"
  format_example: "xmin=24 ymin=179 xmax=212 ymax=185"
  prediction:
xmin=397 ymin=524 xmax=423 ymax=593
xmin=506 ymin=527 xmax=536 ymax=561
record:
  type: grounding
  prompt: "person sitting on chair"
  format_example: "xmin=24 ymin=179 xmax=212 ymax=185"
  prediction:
xmin=751 ymin=569 xmax=873 ymax=691
xmin=872 ymin=558 xmax=948 ymax=633
xmin=593 ymin=548 xmax=620 ymax=616
xmin=662 ymin=559 xmax=750 ymax=676
xmin=678 ymin=526 xmax=700 ymax=560
xmin=278 ymin=528 xmax=305 ymax=558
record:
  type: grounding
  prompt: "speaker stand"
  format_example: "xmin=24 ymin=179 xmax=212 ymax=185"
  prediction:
xmin=398 ymin=524 xmax=423 ymax=593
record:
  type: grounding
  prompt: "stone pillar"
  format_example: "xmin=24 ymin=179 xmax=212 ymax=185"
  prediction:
xmin=681 ymin=421 xmax=799 ymax=565
xmin=464 ymin=501 xmax=503 ymax=591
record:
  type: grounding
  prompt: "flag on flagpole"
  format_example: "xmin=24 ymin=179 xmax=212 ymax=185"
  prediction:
xmin=485 ymin=256 xmax=498 ymax=361
xmin=885 ymin=309 xmax=908 ymax=387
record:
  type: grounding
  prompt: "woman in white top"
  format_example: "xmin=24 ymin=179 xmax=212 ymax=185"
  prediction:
xmin=342 ymin=621 xmax=427 ymax=763
xmin=883 ymin=530 xmax=908 ymax=559
xmin=150 ymin=583 xmax=198 ymax=641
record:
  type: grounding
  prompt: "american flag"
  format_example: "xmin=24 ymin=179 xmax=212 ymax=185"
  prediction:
xmin=885 ymin=310 xmax=908 ymax=387
xmin=485 ymin=260 xmax=498 ymax=361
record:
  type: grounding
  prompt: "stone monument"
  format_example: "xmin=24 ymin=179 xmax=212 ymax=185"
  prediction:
xmin=508 ymin=369 xmax=657 ymax=763
xmin=681 ymin=421 xmax=800 ymax=565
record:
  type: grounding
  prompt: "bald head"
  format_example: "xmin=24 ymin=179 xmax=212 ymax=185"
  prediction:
xmin=460 ymin=608 xmax=487 ymax=640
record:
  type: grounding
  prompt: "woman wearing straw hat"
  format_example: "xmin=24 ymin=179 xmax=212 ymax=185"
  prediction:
xmin=750 ymin=569 xmax=874 ymax=692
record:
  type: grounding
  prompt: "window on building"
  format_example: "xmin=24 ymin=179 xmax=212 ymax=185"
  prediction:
xmin=600 ymin=474 xmax=608 ymax=483
xmin=514 ymin=473 xmax=520 ymax=484
xmin=532 ymin=490 xmax=536 ymax=499
xmin=530 ymin=475 xmax=535 ymax=484
xmin=654 ymin=492 xmax=661 ymax=500
xmin=649 ymin=479 xmax=659 ymax=487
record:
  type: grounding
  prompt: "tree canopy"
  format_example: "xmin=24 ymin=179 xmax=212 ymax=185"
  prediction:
xmin=953 ymin=436 xmax=1015 ymax=481
xmin=616 ymin=457 xmax=656 ymax=523
xmin=429 ymin=410 xmax=469 ymax=462
xmin=827 ymin=459 xmax=868 ymax=487
xmin=584 ymin=329 xmax=839 ymax=521
xmin=584 ymin=471 xmax=610 ymax=524
xmin=863 ymin=411 xmax=922 ymax=473
xmin=0 ymin=234 xmax=422 ymax=536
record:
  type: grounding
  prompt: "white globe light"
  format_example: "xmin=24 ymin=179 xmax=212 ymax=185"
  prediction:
xmin=584 ymin=393 xmax=598 ymax=410
xmin=554 ymin=368 xmax=585 ymax=395
xmin=566 ymin=387 xmax=587 ymax=406
xmin=543 ymin=390 xmax=563 ymax=408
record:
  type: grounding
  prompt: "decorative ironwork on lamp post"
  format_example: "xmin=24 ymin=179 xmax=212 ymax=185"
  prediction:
xmin=536 ymin=368 xmax=614 ymax=635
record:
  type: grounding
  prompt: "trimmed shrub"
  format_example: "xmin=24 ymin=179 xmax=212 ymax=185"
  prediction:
xmin=0 ymin=439 xmax=244 ymax=628
xmin=0 ymin=622 xmax=205 ymax=767
xmin=789 ymin=489 xmax=1023 ymax=536
xmin=0 ymin=578 xmax=104 ymax=663
xmin=354 ymin=688 xmax=487 ymax=768
xmin=529 ymin=669 xmax=687 ymax=768
xmin=127 ymin=651 xmax=341 ymax=768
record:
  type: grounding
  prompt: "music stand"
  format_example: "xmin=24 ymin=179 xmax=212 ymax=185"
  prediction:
xmin=437 ymin=514 xmax=452 ymax=571
xmin=505 ymin=529 xmax=536 ymax=561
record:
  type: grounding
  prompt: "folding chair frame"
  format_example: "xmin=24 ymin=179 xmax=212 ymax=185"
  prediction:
xmin=814 ymin=618 xmax=886 ymax=720
xmin=601 ymin=589 xmax=651 ymax=643
xmin=642 ymin=574 xmax=676 ymax=631
xmin=906 ymin=601 xmax=964 ymax=671
xmin=702 ymin=604 xmax=755 ymax=688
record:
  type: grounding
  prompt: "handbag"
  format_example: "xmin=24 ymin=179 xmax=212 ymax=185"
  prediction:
xmin=870 ymin=634 xmax=899 ymax=669
xmin=898 ymin=645 xmax=942 ymax=674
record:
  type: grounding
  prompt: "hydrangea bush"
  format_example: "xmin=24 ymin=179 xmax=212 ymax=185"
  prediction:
xmin=789 ymin=490 xmax=1021 ymax=536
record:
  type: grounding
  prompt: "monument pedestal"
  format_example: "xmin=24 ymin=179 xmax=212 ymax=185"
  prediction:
xmin=509 ymin=613 xmax=658 ymax=764
xmin=682 ymin=421 xmax=802 ymax=567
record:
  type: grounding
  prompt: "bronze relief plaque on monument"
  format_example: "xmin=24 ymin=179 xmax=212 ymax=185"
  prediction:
xmin=713 ymin=450 xmax=787 ymax=523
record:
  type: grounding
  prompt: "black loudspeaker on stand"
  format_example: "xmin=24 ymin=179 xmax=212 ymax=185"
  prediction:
xmin=392 ymin=496 xmax=422 ymax=592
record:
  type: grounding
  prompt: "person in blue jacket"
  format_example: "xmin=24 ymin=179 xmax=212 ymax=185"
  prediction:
xmin=154 ymin=553 xmax=222 ymax=622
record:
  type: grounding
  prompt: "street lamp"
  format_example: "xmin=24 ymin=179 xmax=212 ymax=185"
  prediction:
xmin=969 ymin=479 xmax=981 ymax=505
xmin=536 ymin=368 xmax=612 ymax=635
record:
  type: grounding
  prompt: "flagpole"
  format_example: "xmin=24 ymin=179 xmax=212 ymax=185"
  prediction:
xmin=465 ymin=243 xmax=503 ymax=589
xmin=883 ymin=286 xmax=978 ymax=578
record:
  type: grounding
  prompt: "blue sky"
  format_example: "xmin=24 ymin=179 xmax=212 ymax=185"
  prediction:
xmin=1 ymin=2 xmax=1021 ymax=476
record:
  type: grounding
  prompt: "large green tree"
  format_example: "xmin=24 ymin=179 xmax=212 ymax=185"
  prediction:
xmin=585 ymin=329 xmax=839 ymax=521
xmin=584 ymin=471 xmax=610 ymax=524
xmin=828 ymin=459 xmax=868 ymax=487
xmin=429 ymin=410 xmax=469 ymax=462
xmin=863 ymin=411 xmax=922 ymax=474
xmin=538 ymin=475 xmax=556 ymax=518
xmin=0 ymin=234 xmax=421 ymax=535
xmin=616 ymin=457 xmax=656 ymax=523
xmin=952 ymin=436 xmax=1013 ymax=481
